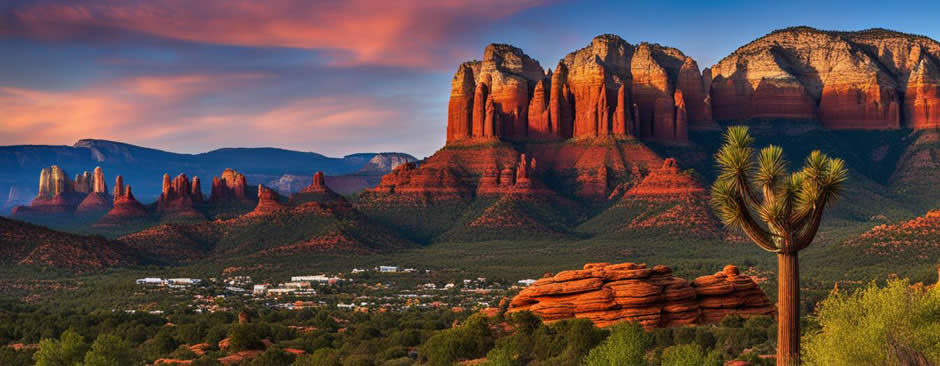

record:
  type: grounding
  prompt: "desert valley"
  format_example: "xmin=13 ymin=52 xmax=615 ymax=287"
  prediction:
xmin=3 ymin=22 xmax=940 ymax=366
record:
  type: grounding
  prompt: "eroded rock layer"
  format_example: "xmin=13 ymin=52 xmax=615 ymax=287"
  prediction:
xmin=445 ymin=34 xmax=711 ymax=145
xmin=13 ymin=165 xmax=112 ymax=216
xmin=710 ymin=27 xmax=940 ymax=129
xmin=508 ymin=262 xmax=773 ymax=328
xmin=96 ymin=176 xmax=148 ymax=226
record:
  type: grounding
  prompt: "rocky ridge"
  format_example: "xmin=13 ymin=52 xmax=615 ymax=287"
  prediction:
xmin=709 ymin=27 xmax=940 ymax=129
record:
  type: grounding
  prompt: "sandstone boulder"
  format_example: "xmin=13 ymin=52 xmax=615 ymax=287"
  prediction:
xmin=508 ymin=262 xmax=773 ymax=328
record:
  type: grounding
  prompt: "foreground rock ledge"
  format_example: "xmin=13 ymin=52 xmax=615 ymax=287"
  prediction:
xmin=508 ymin=262 xmax=774 ymax=328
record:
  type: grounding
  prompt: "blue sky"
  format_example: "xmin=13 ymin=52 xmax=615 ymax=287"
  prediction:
xmin=1 ymin=0 xmax=939 ymax=158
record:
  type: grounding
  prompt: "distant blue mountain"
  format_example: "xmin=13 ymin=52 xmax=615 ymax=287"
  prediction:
xmin=1 ymin=139 xmax=416 ymax=208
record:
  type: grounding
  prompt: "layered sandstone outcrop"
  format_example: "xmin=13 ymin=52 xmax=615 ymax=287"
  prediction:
xmin=157 ymin=173 xmax=203 ymax=214
xmin=692 ymin=265 xmax=775 ymax=323
xmin=710 ymin=27 xmax=940 ymax=129
xmin=445 ymin=34 xmax=710 ymax=145
xmin=210 ymin=169 xmax=248 ymax=203
xmin=508 ymin=262 xmax=773 ymax=328
xmin=97 ymin=176 xmax=148 ymax=225
xmin=14 ymin=165 xmax=113 ymax=216
xmin=623 ymin=158 xmax=725 ymax=238
xmin=251 ymin=185 xmax=287 ymax=216
xmin=291 ymin=171 xmax=347 ymax=205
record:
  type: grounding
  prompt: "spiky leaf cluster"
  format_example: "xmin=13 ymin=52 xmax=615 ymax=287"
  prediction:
xmin=710 ymin=126 xmax=847 ymax=253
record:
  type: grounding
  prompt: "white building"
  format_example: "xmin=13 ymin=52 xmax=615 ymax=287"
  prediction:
xmin=253 ymin=285 xmax=268 ymax=295
xmin=291 ymin=275 xmax=330 ymax=282
xmin=167 ymin=278 xmax=201 ymax=286
xmin=517 ymin=279 xmax=537 ymax=286
xmin=267 ymin=288 xmax=297 ymax=295
xmin=379 ymin=266 xmax=399 ymax=273
xmin=136 ymin=278 xmax=165 ymax=286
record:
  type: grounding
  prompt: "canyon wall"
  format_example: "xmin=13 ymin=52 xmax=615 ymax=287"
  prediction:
xmin=709 ymin=27 xmax=940 ymax=129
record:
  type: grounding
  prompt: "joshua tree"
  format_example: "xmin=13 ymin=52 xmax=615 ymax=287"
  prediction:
xmin=710 ymin=126 xmax=847 ymax=366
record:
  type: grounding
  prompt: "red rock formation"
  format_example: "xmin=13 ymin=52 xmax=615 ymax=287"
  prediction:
xmin=906 ymin=58 xmax=940 ymax=128
xmin=97 ymin=176 xmax=148 ymax=225
xmin=444 ymin=35 xmax=706 ymax=144
xmin=73 ymin=171 xmax=92 ymax=193
xmin=303 ymin=171 xmax=328 ymax=193
xmin=677 ymin=57 xmax=712 ymax=128
xmin=291 ymin=171 xmax=349 ymax=206
xmin=76 ymin=167 xmax=111 ymax=215
xmin=210 ymin=169 xmax=248 ymax=203
xmin=251 ymin=185 xmax=287 ymax=216
xmin=627 ymin=158 xmax=702 ymax=197
xmin=691 ymin=265 xmax=775 ymax=323
xmin=157 ymin=173 xmax=201 ymax=213
xmin=612 ymin=84 xmax=631 ymax=135
xmin=710 ymin=27 xmax=940 ymax=129
xmin=549 ymin=64 xmax=574 ymax=139
xmin=446 ymin=63 xmax=475 ymax=143
xmin=13 ymin=165 xmax=83 ymax=216
xmin=508 ymin=262 xmax=773 ymax=328
xmin=527 ymin=79 xmax=551 ymax=139
xmin=444 ymin=44 xmax=544 ymax=142
xmin=471 ymin=82 xmax=489 ymax=137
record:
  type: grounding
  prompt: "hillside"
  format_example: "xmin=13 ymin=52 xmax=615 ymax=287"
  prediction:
xmin=0 ymin=217 xmax=141 ymax=272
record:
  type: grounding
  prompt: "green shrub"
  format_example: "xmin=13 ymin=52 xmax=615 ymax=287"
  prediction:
xmin=803 ymin=279 xmax=940 ymax=365
xmin=83 ymin=333 xmax=138 ymax=366
xmin=293 ymin=349 xmax=340 ymax=366
xmin=33 ymin=329 xmax=89 ymax=366
xmin=582 ymin=322 xmax=650 ymax=366
xmin=420 ymin=314 xmax=494 ymax=365
xmin=661 ymin=343 xmax=721 ymax=366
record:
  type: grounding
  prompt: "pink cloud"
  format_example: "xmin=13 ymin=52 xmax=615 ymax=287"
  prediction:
xmin=0 ymin=74 xmax=441 ymax=156
xmin=3 ymin=0 xmax=554 ymax=68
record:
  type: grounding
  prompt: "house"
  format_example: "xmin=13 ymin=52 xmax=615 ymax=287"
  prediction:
xmin=379 ymin=266 xmax=399 ymax=273
xmin=291 ymin=275 xmax=330 ymax=282
xmin=136 ymin=278 xmax=166 ymax=286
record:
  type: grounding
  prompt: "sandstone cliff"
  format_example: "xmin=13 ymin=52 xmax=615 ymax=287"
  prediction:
xmin=445 ymin=35 xmax=710 ymax=145
xmin=710 ymin=27 xmax=940 ymax=129
xmin=508 ymin=262 xmax=773 ymax=328
xmin=96 ymin=175 xmax=149 ymax=227
xmin=210 ymin=169 xmax=248 ymax=203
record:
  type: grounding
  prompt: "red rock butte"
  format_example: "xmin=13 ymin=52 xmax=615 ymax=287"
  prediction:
xmin=508 ymin=262 xmax=774 ymax=328
xmin=12 ymin=165 xmax=112 ymax=217
xmin=709 ymin=27 xmax=940 ymax=129
xmin=446 ymin=35 xmax=711 ymax=145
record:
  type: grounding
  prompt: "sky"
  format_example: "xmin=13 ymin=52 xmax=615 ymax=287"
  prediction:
xmin=2 ymin=0 xmax=940 ymax=159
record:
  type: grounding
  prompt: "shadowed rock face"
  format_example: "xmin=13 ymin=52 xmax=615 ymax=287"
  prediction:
xmin=251 ymin=185 xmax=287 ymax=216
xmin=445 ymin=34 xmax=708 ymax=145
xmin=508 ymin=263 xmax=773 ymax=328
xmin=210 ymin=169 xmax=247 ymax=203
xmin=710 ymin=27 xmax=940 ymax=129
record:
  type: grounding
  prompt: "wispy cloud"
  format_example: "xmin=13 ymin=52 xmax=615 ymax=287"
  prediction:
xmin=0 ymin=72 xmax=442 ymax=156
xmin=2 ymin=0 xmax=553 ymax=68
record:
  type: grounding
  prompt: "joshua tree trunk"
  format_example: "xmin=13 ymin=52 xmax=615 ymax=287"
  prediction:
xmin=777 ymin=252 xmax=800 ymax=366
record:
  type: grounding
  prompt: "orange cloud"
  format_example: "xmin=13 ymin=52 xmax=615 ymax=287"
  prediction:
xmin=3 ymin=0 xmax=554 ymax=68
xmin=0 ymin=72 xmax=274 ymax=145
xmin=0 ymin=75 xmax=440 ymax=156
